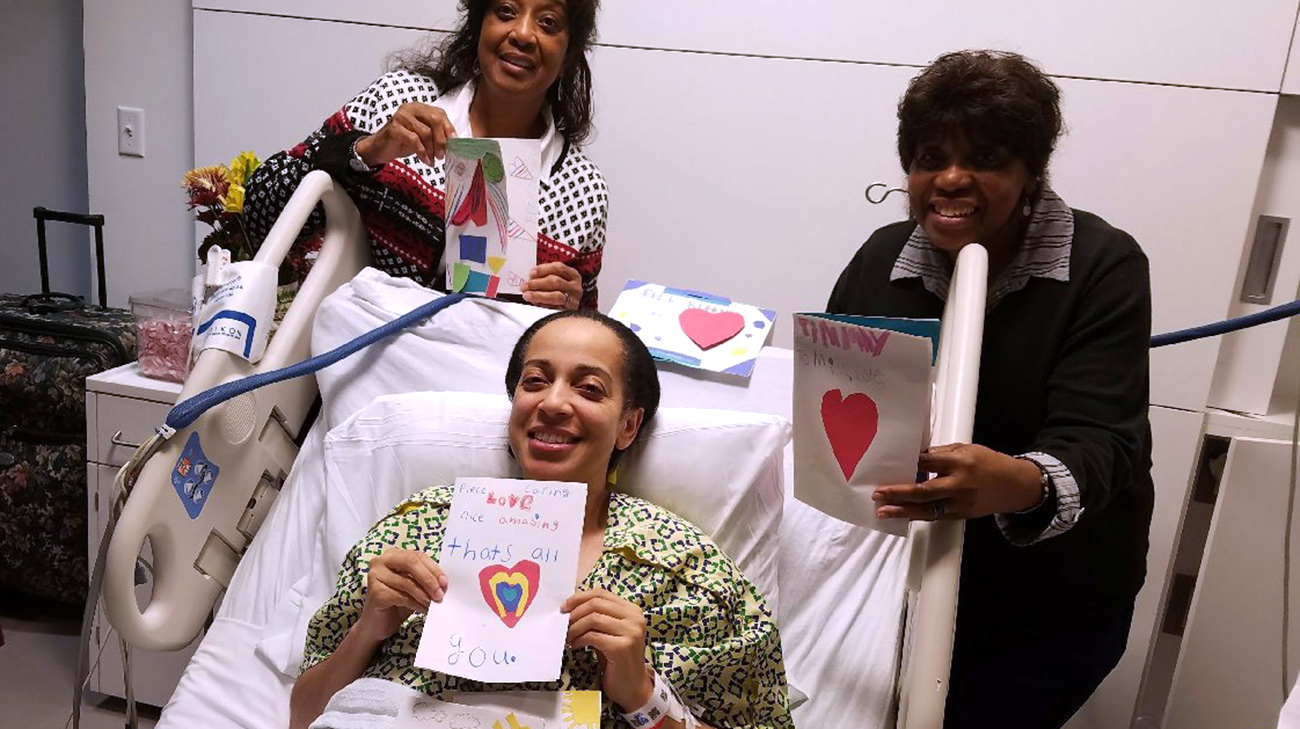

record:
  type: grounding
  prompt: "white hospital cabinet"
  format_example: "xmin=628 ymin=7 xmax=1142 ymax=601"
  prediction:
xmin=85 ymin=362 xmax=198 ymax=707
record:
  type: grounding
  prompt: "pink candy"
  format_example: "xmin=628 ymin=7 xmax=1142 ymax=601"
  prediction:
xmin=136 ymin=317 xmax=193 ymax=383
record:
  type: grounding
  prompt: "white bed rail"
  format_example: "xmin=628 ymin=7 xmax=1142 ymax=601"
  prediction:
xmin=104 ymin=171 xmax=369 ymax=651
xmin=897 ymin=244 xmax=988 ymax=729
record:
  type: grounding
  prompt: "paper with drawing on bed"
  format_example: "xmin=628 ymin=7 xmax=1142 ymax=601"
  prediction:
xmin=415 ymin=478 xmax=585 ymax=682
xmin=792 ymin=313 xmax=939 ymax=536
xmin=444 ymin=137 xmax=540 ymax=298
xmin=609 ymin=280 xmax=776 ymax=378
xmin=396 ymin=690 xmax=603 ymax=729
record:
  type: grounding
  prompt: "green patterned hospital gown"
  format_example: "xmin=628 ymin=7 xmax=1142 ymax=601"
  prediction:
xmin=303 ymin=486 xmax=795 ymax=729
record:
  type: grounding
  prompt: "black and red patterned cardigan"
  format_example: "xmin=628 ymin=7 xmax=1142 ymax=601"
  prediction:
xmin=243 ymin=71 xmax=609 ymax=309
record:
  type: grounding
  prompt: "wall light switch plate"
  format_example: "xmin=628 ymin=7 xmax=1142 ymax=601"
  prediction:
xmin=117 ymin=106 xmax=145 ymax=157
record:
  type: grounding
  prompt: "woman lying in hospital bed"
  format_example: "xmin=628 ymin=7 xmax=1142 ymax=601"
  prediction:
xmin=291 ymin=309 xmax=794 ymax=729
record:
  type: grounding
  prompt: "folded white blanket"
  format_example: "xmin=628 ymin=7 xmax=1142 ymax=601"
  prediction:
xmin=309 ymin=678 xmax=419 ymax=729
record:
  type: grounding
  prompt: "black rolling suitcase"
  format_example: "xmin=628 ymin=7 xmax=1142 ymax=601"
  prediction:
xmin=0 ymin=208 xmax=136 ymax=604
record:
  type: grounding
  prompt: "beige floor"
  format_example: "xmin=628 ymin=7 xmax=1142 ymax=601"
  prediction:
xmin=0 ymin=594 xmax=159 ymax=729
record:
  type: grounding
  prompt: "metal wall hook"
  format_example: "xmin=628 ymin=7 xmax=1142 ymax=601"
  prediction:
xmin=866 ymin=182 xmax=906 ymax=204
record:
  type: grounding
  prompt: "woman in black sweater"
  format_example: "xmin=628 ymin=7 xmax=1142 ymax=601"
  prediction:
xmin=828 ymin=50 xmax=1153 ymax=729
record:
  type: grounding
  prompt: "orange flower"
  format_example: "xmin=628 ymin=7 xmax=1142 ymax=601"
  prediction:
xmin=2 ymin=361 xmax=25 ymax=385
xmin=182 ymin=165 xmax=231 ymax=209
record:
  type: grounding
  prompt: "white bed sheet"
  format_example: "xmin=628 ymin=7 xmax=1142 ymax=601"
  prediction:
xmin=158 ymin=270 xmax=906 ymax=729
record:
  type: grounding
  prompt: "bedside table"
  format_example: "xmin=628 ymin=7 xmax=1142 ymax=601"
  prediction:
xmin=85 ymin=362 xmax=198 ymax=707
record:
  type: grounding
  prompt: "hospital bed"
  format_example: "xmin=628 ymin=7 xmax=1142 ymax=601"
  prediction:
xmin=98 ymin=171 xmax=986 ymax=729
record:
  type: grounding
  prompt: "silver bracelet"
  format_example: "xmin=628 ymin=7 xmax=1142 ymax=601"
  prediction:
xmin=621 ymin=669 xmax=689 ymax=728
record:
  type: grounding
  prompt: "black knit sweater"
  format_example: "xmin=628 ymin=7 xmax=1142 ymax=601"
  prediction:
xmin=828 ymin=210 xmax=1154 ymax=625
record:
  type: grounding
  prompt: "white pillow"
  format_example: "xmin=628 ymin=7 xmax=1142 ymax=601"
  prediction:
xmin=311 ymin=268 xmax=548 ymax=431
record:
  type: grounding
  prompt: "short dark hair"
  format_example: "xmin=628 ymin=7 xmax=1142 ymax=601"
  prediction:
xmin=394 ymin=0 xmax=601 ymax=147
xmin=897 ymin=50 xmax=1063 ymax=180
xmin=504 ymin=309 xmax=661 ymax=458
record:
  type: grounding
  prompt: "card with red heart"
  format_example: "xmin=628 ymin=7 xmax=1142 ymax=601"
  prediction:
xmin=415 ymin=477 xmax=585 ymax=683
xmin=792 ymin=313 xmax=938 ymax=535
xmin=609 ymin=280 xmax=776 ymax=377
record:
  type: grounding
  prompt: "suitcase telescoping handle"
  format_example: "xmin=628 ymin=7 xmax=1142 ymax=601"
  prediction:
xmin=33 ymin=206 xmax=108 ymax=308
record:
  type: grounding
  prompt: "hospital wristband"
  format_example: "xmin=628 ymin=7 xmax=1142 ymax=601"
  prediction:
xmin=620 ymin=669 xmax=688 ymax=728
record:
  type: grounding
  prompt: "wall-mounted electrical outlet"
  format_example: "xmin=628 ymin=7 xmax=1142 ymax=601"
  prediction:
xmin=117 ymin=106 xmax=145 ymax=157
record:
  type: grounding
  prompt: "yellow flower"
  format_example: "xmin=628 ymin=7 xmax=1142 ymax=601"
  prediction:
xmin=227 ymin=151 xmax=262 ymax=185
xmin=220 ymin=184 xmax=245 ymax=213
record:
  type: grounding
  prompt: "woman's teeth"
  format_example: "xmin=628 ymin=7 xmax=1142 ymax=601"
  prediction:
xmin=533 ymin=432 xmax=575 ymax=445
xmin=932 ymin=203 xmax=975 ymax=218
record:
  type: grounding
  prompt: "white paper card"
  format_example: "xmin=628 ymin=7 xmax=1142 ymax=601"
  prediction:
xmin=444 ymin=138 xmax=540 ymax=297
xmin=792 ymin=314 xmax=937 ymax=535
xmin=415 ymin=478 xmax=586 ymax=683
xmin=608 ymin=280 xmax=776 ymax=378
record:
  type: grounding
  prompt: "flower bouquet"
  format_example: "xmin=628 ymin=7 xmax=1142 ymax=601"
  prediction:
xmin=184 ymin=150 xmax=262 ymax=263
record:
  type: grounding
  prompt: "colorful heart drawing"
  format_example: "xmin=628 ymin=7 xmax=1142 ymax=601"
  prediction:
xmin=820 ymin=389 xmax=880 ymax=481
xmin=478 ymin=560 xmax=541 ymax=628
xmin=679 ymin=308 xmax=745 ymax=350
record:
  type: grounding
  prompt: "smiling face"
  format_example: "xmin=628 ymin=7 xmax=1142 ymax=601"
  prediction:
xmin=507 ymin=317 xmax=643 ymax=490
xmin=908 ymin=131 xmax=1034 ymax=259
xmin=477 ymin=0 xmax=571 ymax=104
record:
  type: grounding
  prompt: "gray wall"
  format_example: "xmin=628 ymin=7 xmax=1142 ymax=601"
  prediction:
xmin=0 ymin=1 xmax=91 ymax=299
xmin=84 ymin=0 xmax=194 ymax=309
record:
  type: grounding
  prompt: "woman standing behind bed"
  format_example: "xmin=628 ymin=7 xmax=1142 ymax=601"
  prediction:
xmin=290 ymin=310 xmax=793 ymax=729
xmin=244 ymin=0 xmax=607 ymax=310
xmin=828 ymin=51 xmax=1153 ymax=728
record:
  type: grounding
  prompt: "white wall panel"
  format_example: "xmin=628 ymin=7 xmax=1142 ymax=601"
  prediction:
xmin=1211 ymin=97 xmax=1300 ymax=416
xmin=85 ymin=0 xmax=196 ymax=308
xmin=1065 ymin=406 xmax=1203 ymax=729
xmin=195 ymin=0 xmax=457 ymax=32
xmin=1283 ymin=8 xmax=1300 ymax=96
xmin=1047 ymin=81 xmax=1276 ymax=411
xmin=197 ymin=0 xmax=1298 ymax=92
xmin=195 ymin=9 xmax=1277 ymax=411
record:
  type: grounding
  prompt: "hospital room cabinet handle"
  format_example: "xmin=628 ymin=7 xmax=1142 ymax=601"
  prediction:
xmin=110 ymin=430 xmax=142 ymax=449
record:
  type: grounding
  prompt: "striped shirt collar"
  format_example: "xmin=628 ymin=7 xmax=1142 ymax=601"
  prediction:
xmin=889 ymin=186 xmax=1074 ymax=306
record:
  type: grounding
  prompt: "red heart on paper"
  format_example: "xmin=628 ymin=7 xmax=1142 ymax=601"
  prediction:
xmin=478 ymin=560 xmax=541 ymax=629
xmin=679 ymin=309 xmax=745 ymax=350
xmin=820 ymin=389 xmax=880 ymax=480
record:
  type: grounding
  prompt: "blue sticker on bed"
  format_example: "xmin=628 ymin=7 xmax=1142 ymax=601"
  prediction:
xmin=171 ymin=432 xmax=219 ymax=520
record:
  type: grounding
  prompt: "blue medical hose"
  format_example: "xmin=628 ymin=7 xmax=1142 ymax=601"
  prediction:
xmin=1151 ymin=298 xmax=1300 ymax=348
xmin=162 ymin=292 xmax=468 ymax=433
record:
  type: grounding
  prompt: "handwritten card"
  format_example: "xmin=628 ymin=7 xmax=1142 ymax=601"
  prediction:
xmin=396 ymin=691 xmax=602 ymax=729
xmin=444 ymin=138 xmax=540 ymax=298
xmin=609 ymin=280 xmax=776 ymax=378
xmin=792 ymin=313 xmax=939 ymax=535
xmin=415 ymin=478 xmax=586 ymax=682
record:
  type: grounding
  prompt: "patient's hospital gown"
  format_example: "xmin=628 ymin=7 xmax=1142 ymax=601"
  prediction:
xmin=303 ymin=486 xmax=794 ymax=729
